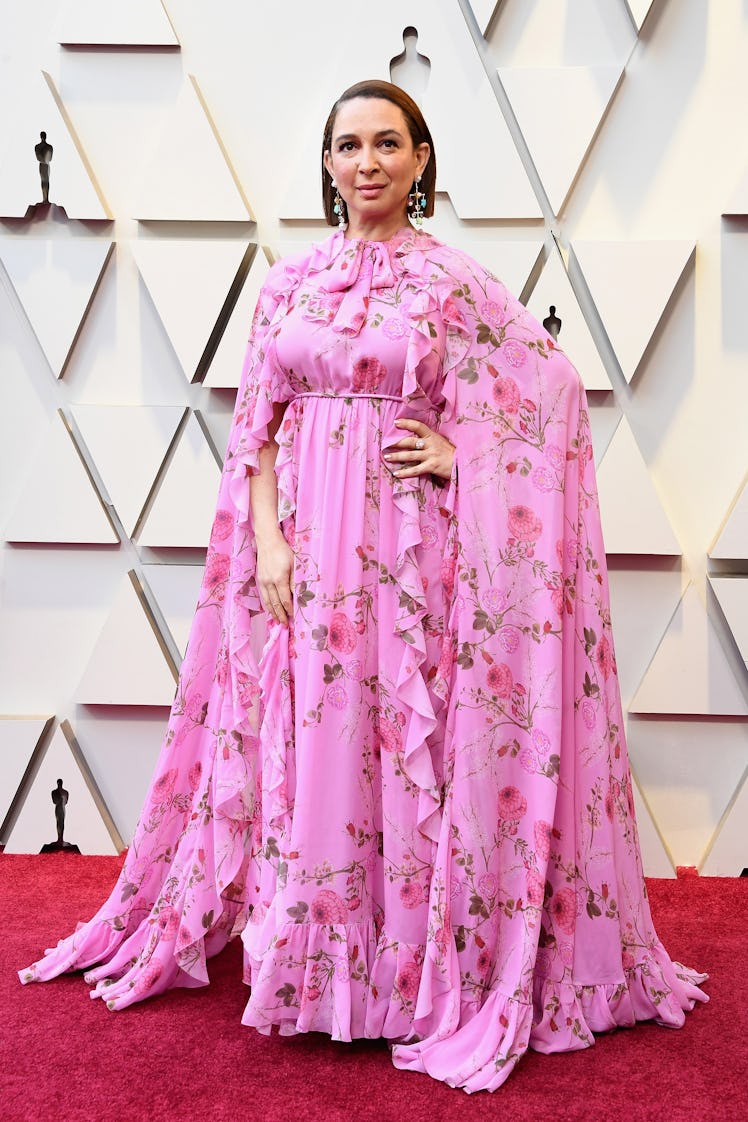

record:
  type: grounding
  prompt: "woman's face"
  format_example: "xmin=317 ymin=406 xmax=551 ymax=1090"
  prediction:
xmin=324 ymin=97 xmax=430 ymax=237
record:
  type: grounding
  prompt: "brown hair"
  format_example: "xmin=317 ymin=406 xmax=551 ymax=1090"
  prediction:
xmin=321 ymin=79 xmax=437 ymax=226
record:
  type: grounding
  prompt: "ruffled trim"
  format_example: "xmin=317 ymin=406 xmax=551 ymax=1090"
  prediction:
xmin=392 ymin=942 xmax=708 ymax=1093
xmin=18 ymin=732 xmax=254 ymax=1009
xmin=241 ymin=914 xmax=426 ymax=1043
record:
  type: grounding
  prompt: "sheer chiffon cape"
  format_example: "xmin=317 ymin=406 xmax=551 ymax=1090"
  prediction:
xmin=20 ymin=229 xmax=706 ymax=1093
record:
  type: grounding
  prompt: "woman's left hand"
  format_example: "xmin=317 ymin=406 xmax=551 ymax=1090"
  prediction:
xmin=384 ymin=419 xmax=455 ymax=481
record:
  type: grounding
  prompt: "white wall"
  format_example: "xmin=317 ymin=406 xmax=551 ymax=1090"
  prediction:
xmin=1 ymin=0 xmax=747 ymax=872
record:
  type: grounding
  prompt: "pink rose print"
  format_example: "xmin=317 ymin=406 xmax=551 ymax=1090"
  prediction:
xmin=150 ymin=768 xmax=177 ymax=805
xmin=135 ymin=961 xmax=164 ymax=995
xmin=344 ymin=659 xmax=363 ymax=681
xmin=487 ymin=662 xmax=513 ymax=698
xmin=177 ymin=925 xmax=193 ymax=950
xmin=545 ymin=443 xmax=565 ymax=470
xmin=382 ymin=317 xmax=406 ymax=340
xmin=210 ymin=508 xmax=234 ymax=544
xmin=204 ymin=551 xmax=230 ymax=599
xmin=497 ymin=785 xmax=528 ymax=820
xmin=480 ymin=299 xmax=505 ymax=326
xmin=441 ymin=554 xmax=457 ymax=597
xmin=622 ymin=948 xmax=636 ymax=970
xmin=437 ymin=635 xmax=455 ymax=682
xmin=502 ymin=339 xmax=527 ymax=368
xmin=236 ymin=672 xmax=260 ymax=708
xmin=498 ymin=626 xmax=520 ymax=654
xmin=531 ymin=465 xmax=555 ymax=493
xmin=399 ymin=881 xmax=424 ymax=909
xmin=580 ymin=698 xmax=597 ymax=731
xmin=185 ymin=692 xmax=205 ymax=721
xmin=329 ymin=612 xmax=358 ymax=654
xmin=551 ymin=588 xmax=565 ymax=617
xmin=526 ymin=870 xmax=545 ymax=907
xmin=492 ymin=376 xmax=520 ymax=414
xmin=347 ymin=896 xmax=361 ymax=911
xmin=352 ymin=356 xmax=386 ymax=393
xmin=476 ymin=948 xmax=492 ymax=976
xmin=508 ymin=505 xmax=543 ymax=542
xmin=442 ymin=296 xmax=466 ymax=326
xmin=482 ymin=586 xmax=507 ymax=615
xmin=156 ymin=905 xmax=179 ymax=940
xmin=396 ymin=961 xmax=421 ymax=1002
xmin=478 ymin=873 xmax=497 ymax=897
xmin=559 ymin=941 xmax=574 ymax=968
xmin=534 ymin=820 xmax=552 ymax=861
xmin=303 ymin=985 xmax=322 ymax=1002
xmin=434 ymin=926 xmax=450 ymax=955
xmin=421 ymin=522 xmax=438 ymax=549
xmin=378 ymin=717 xmax=403 ymax=754
xmin=531 ymin=728 xmax=550 ymax=756
xmin=519 ymin=746 xmax=538 ymax=774
xmin=550 ymin=887 xmax=577 ymax=935
xmin=596 ymin=635 xmax=616 ymax=680
xmin=326 ymin=683 xmax=349 ymax=710
xmin=188 ymin=761 xmax=203 ymax=791
xmin=310 ymin=889 xmax=348 ymax=924
xmin=303 ymin=292 xmax=340 ymax=323
xmin=605 ymin=790 xmax=615 ymax=821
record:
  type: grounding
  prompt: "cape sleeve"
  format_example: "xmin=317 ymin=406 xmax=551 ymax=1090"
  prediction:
xmin=392 ymin=251 xmax=707 ymax=1090
xmin=18 ymin=258 xmax=298 ymax=1009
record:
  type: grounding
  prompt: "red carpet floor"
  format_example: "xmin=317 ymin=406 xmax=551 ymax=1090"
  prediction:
xmin=2 ymin=854 xmax=745 ymax=1122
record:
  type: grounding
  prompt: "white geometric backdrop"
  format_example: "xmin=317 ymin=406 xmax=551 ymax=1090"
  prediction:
xmin=1 ymin=0 xmax=747 ymax=874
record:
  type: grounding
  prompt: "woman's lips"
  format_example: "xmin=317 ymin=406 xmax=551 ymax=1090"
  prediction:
xmin=357 ymin=184 xmax=385 ymax=197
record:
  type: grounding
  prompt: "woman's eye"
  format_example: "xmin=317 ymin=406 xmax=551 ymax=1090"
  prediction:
xmin=381 ymin=139 xmax=397 ymax=149
xmin=338 ymin=141 xmax=356 ymax=152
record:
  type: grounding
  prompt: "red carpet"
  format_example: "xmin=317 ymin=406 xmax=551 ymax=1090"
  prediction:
xmin=2 ymin=855 xmax=744 ymax=1122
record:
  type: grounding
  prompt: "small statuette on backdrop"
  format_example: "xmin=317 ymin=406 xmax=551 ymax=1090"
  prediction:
xmin=34 ymin=130 xmax=53 ymax=205
xmin=543 ymin=304 xmax=562 ymax=341
xmin=40 ymin=777 xmax=81 ymax=854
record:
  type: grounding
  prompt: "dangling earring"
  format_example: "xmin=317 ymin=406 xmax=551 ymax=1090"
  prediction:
xmin=332 ymin=180 xmax=347 ymax=231
xmin=409 ymin=176 xmax=426 ymax=229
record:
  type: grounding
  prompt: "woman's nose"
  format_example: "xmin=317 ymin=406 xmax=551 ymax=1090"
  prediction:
xmin=357 ymin=145 xmax=380 ymax=173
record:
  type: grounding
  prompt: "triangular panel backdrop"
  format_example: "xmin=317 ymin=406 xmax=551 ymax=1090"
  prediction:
xmin=1 ymin=0 xmax=747 ymax=874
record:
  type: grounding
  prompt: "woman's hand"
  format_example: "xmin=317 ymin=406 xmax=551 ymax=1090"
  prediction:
xmin=255 ymin=530 xmax=294 ymax=626
xmin=384 ymin=418 xmax=455 ymax=481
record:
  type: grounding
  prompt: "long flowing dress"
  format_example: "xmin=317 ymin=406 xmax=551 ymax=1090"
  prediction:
xmin=20 ymin=226 xmax=707 ymax=1092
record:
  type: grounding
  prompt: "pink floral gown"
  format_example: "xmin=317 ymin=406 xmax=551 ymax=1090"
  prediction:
xmin=20 ymin=227 xmax=707 ymax=1093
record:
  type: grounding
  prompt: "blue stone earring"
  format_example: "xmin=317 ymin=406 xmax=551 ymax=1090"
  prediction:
xmin=332 ymin=181 xmax=347 ymax=231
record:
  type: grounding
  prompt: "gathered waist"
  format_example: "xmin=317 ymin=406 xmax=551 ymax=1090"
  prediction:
xmin=292 ymin=392 xmax=404 ymax=403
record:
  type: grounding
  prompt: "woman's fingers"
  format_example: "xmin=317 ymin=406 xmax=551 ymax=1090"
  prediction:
xmin=256 ymin=536 xmax=295 ymax=625
xmin=384 ymin=422 xmax=455 ymax=481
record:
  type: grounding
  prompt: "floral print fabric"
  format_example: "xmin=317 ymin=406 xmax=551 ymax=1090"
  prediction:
xmin=20 ymin=227 xmax=707 ymax=1092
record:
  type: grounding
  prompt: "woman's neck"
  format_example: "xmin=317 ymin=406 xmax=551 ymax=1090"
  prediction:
xmin=344 ymin=215 xmax=413 ymax=243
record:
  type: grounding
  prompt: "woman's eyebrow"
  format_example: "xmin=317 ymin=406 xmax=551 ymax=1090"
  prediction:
xmin=334 ymin=129 xmax=405 ymax=142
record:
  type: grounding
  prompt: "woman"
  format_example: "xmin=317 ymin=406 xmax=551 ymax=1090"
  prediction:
xmin=20 ymin=80 xmax=707 ymax=1093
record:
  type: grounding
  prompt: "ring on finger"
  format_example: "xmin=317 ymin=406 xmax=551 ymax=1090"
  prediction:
xmin=415 ymin=438 xmax=425 ymax=450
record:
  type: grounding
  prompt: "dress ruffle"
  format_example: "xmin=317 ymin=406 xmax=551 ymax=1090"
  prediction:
xmin=241 ymin=915 xmax=427 ymax=1042
xmin=393 ymin=942 xmax=708 ymax=1093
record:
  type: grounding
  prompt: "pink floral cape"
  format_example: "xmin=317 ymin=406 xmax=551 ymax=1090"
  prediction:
xmin=20 ymin=229 xmax=707 ymax=1093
